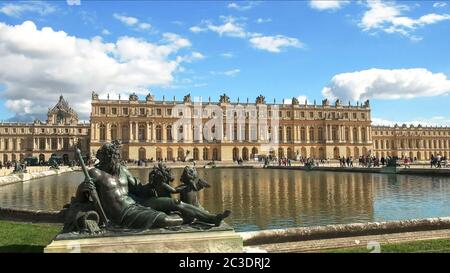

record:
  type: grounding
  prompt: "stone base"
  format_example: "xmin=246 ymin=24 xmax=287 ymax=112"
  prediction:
xmin=44 ymin=224 xmax=243 ymax=253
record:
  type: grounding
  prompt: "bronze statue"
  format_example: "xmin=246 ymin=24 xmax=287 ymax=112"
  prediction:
xmin=64 ymin=142 xmax=183 ymax=233
xmin=64 ymin=141 xmax=231 ymax=235
xmin=177 ymin=166 xmax=210 ymax=207
xmin=129 ymin=162 xmax=230 ymax=226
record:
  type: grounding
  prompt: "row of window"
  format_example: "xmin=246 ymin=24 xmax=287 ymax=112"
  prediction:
xmin=95 ymin=106 xmax=369 ymax=120
xmin=374 ymin=139 xmax=450 ymax=150
xmin=0 ymin=127 xmax=86 ymax=134
xmin=374 ymin=130 xmax=450 ymax=136
xmin=97 ymin=124 xmax=369 ymax=143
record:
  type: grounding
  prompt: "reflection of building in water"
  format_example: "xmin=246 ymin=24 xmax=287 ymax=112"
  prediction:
xmin=196 ymin=169 xmax=376 ymax=229
xmin=0 ymin=96 xmax=90 ymax=163
xmin=373 ymin=125 xmax=450 ymax=160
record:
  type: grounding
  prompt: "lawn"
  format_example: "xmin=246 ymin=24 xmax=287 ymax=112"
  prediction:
xmin=3 ymin=220 xmax=450 ymax=253
xmin=0 ymin=220 xmax=61 ymax=253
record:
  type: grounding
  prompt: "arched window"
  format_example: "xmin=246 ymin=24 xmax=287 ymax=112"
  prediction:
xmin=309 ymin=127 xmax=314 ymax=141
xmin=278 ymin=126 xmax=283 ymax=142
xmin=156 ymin=125 xmax=162 ymax=141
xmin=212 ymin=148 xmax=219 ymax=160
xmin=242 ymin=147 xmax=249 ymax=160
xmin=138 ymin=125 xmax=146 ymax=142
xmin=166 ymin=125 xmax=172 ymax=142
xmin=203 ymin=147 xmax=209 ymax=160
xmin=353 ymin=127 xmax=358 ymax=142
xmin=345 ymin=127 xmax=349 ymax=141
xmin=300 ymin=127 xmax=306 ymax=141
xmin=138 ymin=147 xmax=146 ymax=160
xmin=193 ymin=148 xmax=199 ymax=160
xmin=111 ymin=124 xmax=117 ymax=140
xmin=232 ymin=147 xmax=239 ymax=161
xmin=121 ymin=125 xmax=129 ymax=142
xmin=177 ymin=148 xmax=184 ymax=160
xmin=99 ymin=124 xmax=106 ymax=141
xmin=286 ymin=127 xmax=292 ymax=142
xmin=167 ymin=148 xmax=173 ymax=161
xmin=318 ymin=127 xmax=324 ymax=141
xmin=332 ymin=126 xmax=338 ymax=141
xmin=251 ymin=147 xmax=258 ymax=158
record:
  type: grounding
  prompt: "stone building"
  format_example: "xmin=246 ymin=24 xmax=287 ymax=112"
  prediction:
xmin=0 ymin=96 xmax=90 ymax=163
xmin=372 ymin=124 xmax=450 ymax=160
xmin=89 ymin=92 xmax=373 ymax=161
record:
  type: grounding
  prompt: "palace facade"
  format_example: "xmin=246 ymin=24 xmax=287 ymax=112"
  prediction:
xmin=89 ymin=92 xmax=375 ymax=161
xmin=0 ymin=96 xmax=90 ymax=163
xmin=2 ymin=92 xmax=449 ymax=164
xmin=372 ymin=125 xmax=450 ymax=160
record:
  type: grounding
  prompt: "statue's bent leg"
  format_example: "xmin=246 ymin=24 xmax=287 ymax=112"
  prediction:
xmin=138 ymin=197 xmax=230 ymax=226
xmin=176 ymin=201 xmax=231 ymax=226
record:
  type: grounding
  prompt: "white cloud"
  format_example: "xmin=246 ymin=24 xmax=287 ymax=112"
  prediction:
xmin=113 ymin=13 xmax=138 ymax=26
xmin=309 ymin=0 xmax=349 ymax=11
xmin=5 ymin=99 xmax=34 ymax=114
xmin=359 ymin=0 xmax=450 ymax=40
xmin=249 ymin=34 xmax=303 ymax=53
xmin=0 ymin=21 xmax=199 ymax=119
xmin=223 ymin=69 xmax=240 ymax=76
xmin=221 ymin=52 xmax=234 ymax=58
xmin=0 ymin=1 xmax=56 ymax=17
xmin=191 ymin=16 xmax=303 ymax=53
xmin=189 ymin=26 xmax=207 ymax=33
xmin=321 ymin=68 xmax=450 ymax=101
xmin=227 ymin=2 xmax=259 ymax=11
xmin=211 ymin=69 xmax=241 ymax=77
xmin=113 ymin=14 xmax=153 ymax=31
xmin=372 ymin=116 xmax=450 ymax=127
xmin=138 ymin=23 xmax=152 ymax=30
xmin=207 ymin=17 xmax=247 ymax=38
xmin=66 ymin=0 xmax=81 ymax=6
xmin=255 ymin=18 xmax=272 ymax=24
xmin=433 ymin=2 xmax=447 ymax=8
xmin=101 ymin=29 xmax=111 ymax=35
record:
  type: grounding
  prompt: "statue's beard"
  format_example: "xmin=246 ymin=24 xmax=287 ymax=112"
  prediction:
xmin=102 ymin=157 xmax=121 ymax=176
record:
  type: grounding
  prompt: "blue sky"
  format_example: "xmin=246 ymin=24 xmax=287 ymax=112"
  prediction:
xmin=0 ymin=0 xmax=449 ymax=125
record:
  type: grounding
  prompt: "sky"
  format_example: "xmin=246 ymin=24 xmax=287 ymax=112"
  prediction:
xmin=0 ymin=0 xmax=449 ymax=126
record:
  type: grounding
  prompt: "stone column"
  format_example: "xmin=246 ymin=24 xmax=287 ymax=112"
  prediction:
xmin=129 ymin=122 xmax=133 ymax=141
xmin=106 ymin=123 xmax=111 ymax=141
xmin=146 ymin=122 xmax=150 ymax=142
xmin=151 ymin=123 xmax=156 ymax=141
xmin=305 ymin=125 xmax=309 ymax=143
xmin=162 ymin=124 xmax=167 ymax=143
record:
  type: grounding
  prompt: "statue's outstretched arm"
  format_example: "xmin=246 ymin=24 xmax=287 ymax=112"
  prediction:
xmin=162 ymin=183 xmax=181 ymax=194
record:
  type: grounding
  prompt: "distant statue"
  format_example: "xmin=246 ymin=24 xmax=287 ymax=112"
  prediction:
xmin=129 ymin=93 xmax=138 ymax=101
xmin=322 ymin=98 xmax=329 ymax=106
xmin=364 ymin=99 xmax=370 ymax=107
xmin=91 ymin=91 xmax=99 ymax=100
xmin=335 ymin=99 xmax=341 ymax=106
xmin=255 ymin=95 xmax=266 ymax=104
xmin=183 ymin=94 xmax=192 ymax=103
xmin=177 ymin=166 xmax=211 ymax=207
xmin=146 ymin=93 xmax=154 ymax=102
xmin=219 ymin=93 xmax=230 ymax=104
xmin=291 ymin=97 xmax=299 ymax=105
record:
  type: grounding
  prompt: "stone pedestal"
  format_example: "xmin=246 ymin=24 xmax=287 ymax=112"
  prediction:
xmin=44 ymin=223 xmax=243 ymax=253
